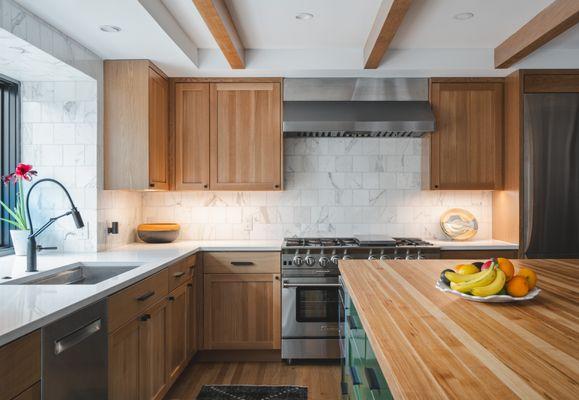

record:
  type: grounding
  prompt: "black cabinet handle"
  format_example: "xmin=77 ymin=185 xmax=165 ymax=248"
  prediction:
xmin=187 ymin=283 xmax=193 ymax=287
xmin=136 ymin=291 xmax=155 ymax=302
xmin=231 ymin=261 xmax=254 ymax=266
xmin=203 ymin=184 xmax=208 ymax=189
xmin=167 ymin=296 xmax=175 ymax=301
xmin=341 ymin=382 xmax=348 ymax=395
xmin=350 ymin=367 xmax=361 ymax=386
xmin=365 ymin=367 xmax=381 ymax=391
xmin=274 ymin=184 xmax=280 ymax=189
xmin=347 ymin=315 xmax=359 ymax=330
xmin=173 ymin=271 xmax=186 ymax=278
xmin=140 ymin=314 xmax=151 ymax=322
xmin=149 ymin=183 xmax=155 ymax=188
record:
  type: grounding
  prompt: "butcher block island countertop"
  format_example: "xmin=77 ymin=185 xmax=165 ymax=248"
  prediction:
xmin=339 ymin=259 xmax=579 ymax=400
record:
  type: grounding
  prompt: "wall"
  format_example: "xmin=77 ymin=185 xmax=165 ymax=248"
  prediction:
xmin=142 ymin=138 xmax=492 ymax=240
xmin=0 ymin=0 xmax=141 ymax=252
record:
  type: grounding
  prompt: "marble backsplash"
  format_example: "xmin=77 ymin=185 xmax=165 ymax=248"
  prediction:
xmin=142 ymin=138 xmax=493 ymax=241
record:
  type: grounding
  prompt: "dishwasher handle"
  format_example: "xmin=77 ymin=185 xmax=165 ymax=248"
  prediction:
xmin=54 ymin=319 xmax=102 ymax=355
xmin=282 ymin=282 xmax=341 ymax=288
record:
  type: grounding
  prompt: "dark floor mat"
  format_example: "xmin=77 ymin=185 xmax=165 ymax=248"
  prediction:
xmin=196 ymin=385 xmax=307 ymax=400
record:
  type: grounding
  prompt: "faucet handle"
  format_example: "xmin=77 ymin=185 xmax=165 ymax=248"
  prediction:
xmin=37 ymin=245 xmax=57 ymax=252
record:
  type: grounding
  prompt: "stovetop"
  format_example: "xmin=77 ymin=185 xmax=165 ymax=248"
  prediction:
xmin=283 ymin=237 xmax=435 ymax=249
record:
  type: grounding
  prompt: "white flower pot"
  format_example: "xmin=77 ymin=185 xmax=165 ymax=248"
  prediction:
xmin=10 ymin=230 xmax=30 ymax=256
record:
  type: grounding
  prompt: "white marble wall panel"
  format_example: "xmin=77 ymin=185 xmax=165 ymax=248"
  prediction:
xmin=143 ymin=138 xmax=493 ymax=241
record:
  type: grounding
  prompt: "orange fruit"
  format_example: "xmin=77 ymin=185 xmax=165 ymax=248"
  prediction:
xmin=496 ymin=258 xmax=515 ymax=281
xmin=506 ymin=276 xmax=529 ymax=297
xmin=518 ymin=268 xmax=537 ymax=289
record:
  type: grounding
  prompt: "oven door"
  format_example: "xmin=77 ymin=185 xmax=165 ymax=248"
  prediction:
xmin=282 ymin=277 xmax=341 ymax=338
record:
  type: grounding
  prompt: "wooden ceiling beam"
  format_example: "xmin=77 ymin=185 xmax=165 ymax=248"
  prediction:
xmin=192 ymin=0 xmax=245 ymax=69
xmin=494 ymin=0 xmax=579 ymax=69
xmin=364 ymin=0 xmax=413 ymax=69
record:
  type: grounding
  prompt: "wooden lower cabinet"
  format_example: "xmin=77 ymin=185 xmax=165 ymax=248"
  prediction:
xmin=0 ymin=330 xmax=41 ymax=400
xmin=203 ymin=273 xmax=281 ymax=350
xmin=109 ymin=299 xmax=169 ymax=400
xmin=167 ymin=283 xmax=189 ymax=382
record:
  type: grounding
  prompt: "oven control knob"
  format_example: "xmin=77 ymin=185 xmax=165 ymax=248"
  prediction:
xmin=319 ymin=256 xmax=330 ymax=267
xmin=293 ymin=256 xmax=304 ymax=266
xmin=342 ymin=254 xmax=352 ymax=260
xmin=330 ymin=255 xmax=341 ymax=264
xmin=368 ymin=255 xmax=377 ymax=261
xmin=380 ymin=254 xmax=390 ymax=260
xmin=305 ymin=256 xmax=316 ymax=266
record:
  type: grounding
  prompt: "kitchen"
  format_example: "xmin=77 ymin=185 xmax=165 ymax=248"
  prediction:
xmin=0 ymin=0 xmax=577 ymax=399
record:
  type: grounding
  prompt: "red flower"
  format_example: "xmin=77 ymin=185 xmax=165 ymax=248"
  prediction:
xmin=14 ymin=163 xmax=37 ymax=181
xmin=1 ymin=163 xmax=37 ymax=184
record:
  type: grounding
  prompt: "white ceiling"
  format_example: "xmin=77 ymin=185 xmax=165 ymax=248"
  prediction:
xmin=11 ymin=0 xmax=579 ymax=76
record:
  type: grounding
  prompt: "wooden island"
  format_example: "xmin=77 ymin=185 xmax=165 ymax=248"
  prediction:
xmin=339 ymin=259 xmax=578 ymax=400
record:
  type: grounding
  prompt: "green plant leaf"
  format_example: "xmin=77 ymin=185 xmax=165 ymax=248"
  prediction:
xmin=0 ymin=217 xmax=26 ymax=230
xmin=0 ymin=201 xmax=24 ymax=227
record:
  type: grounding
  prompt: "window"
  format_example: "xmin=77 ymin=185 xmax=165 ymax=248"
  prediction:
xmin=0 ymin=74 xmax=21 ymax=251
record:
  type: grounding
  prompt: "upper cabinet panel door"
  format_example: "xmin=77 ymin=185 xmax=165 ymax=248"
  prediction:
xmin=175 ymin=83 xmax=210 ymax=190
xmin=210 ymin=82 xmax=282 ymax=191
xmin=429 ymin=81 xmax=503 ymax=190
xmin=148 ymin=68 xmax=169 ymax=190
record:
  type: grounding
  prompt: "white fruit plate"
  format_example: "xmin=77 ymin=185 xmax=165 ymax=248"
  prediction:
xmin=435 ymin=280 xmax=540 ymax=303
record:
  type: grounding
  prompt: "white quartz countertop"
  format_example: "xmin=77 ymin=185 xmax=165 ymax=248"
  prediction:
xmin=429 ymin=239 xmax=519 ymax=250
xmin=0 ymin=240 xmax=281 ymax=346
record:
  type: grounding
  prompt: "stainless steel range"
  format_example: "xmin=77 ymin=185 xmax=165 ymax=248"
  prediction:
xmin=281 ymin=236 xmax=439 ymax=361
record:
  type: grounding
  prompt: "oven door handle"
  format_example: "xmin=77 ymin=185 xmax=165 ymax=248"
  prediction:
xmin=282 ymin=282 xmax=342 ymax=288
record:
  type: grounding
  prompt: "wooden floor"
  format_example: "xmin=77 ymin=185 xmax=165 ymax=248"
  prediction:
xmin=164 ymin=360 xmax=341 ymax=400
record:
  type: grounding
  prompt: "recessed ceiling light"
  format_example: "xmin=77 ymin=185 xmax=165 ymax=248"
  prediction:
xmin=295 ymin=12 xmax=314 ymax=20
xmin=453 ymin=12 xmax=474 ymax=21
xmin=99 ymin=25 xmax=122 ymax=33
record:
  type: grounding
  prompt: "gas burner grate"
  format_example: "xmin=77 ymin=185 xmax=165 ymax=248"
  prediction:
xmin=394 ymin=237 xmax=434 ymax=247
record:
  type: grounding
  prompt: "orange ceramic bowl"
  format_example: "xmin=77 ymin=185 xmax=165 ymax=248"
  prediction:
xmin=137 ymin=223 xmax=180 ymax=243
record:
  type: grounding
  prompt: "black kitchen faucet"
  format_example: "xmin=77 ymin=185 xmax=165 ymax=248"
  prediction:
xmin=25 ymin=178 xmax=84 ymax=272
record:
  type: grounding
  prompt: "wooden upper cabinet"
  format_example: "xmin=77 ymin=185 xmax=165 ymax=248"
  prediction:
xmin=148 ymin=68 xmax=169 ymax=190
xmin=210 ymin=82 xmax=282 ymax=190
xmin=425 ymin=79 xmax=504 ymax=190
xmin=174 ymin=83 xmax=210 ymax=190
xmin=104 ymin=60 xmax=169 ymax=190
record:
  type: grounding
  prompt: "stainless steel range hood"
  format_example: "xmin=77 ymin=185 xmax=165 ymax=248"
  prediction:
xmin=283 ymin=78 xmax=435 ymax=137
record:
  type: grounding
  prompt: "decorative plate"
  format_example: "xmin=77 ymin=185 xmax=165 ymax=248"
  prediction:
xmin=435 ymin=280 xmax=540 ymax=303
xmin=440 ymin=208 xmax=478 ymax=240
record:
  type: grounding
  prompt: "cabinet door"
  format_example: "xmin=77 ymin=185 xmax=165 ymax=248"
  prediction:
xmin=210 ymin=82 xmax=282 ymax=190
xmin=167 ymin=284 xmax=189 ymax=382
xmin=175 ymin=83 xmax=210 ymax=190
xmin=429 ymin=81 xmax=503 ymax=189
xmin=109 ymin=319 xmax=140 ymax=400
xmin=139 ymin=299 xmax=168 ymax=400
xmin=187 ymin=276 xmax=198 ymax=358
xmin=203 ymin=273 xmax=281 ymax=349
xmin=148 ymin=67 xmax=169 ymax=190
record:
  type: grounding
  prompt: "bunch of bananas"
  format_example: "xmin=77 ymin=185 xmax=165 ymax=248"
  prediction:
xmin=443 ymin=266 xmax=506 ymax=297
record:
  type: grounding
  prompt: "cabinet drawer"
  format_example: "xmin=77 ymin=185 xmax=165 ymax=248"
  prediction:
xmin=108 ymin=269 xmax=168 ymax=332
xmin=204 ymin=252 xmax=279 ymax=274
xmin=0 ymin=331 xmax=40 ymax=400
xmin=168 ymin=254 xmax=197 ymax=291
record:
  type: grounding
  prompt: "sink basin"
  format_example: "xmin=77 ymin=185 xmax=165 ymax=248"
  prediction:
xmin=3 ymin=262 xmax=142 ymax=285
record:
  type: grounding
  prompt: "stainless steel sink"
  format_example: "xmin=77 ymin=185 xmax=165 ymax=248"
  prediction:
xmin=3 ymin=262 xmax=142 ymax=285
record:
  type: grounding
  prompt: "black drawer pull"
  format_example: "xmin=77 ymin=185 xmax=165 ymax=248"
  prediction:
xmin=350 ymin=367 xmax=361 ymax=386
xmin=347 ymin=315 xmax=359 ymax=330
xmin=231 ymin=261 xmax=255 ymax=266
xmin=168 ymin=296 xmax=175 ymax=301
xmin=341 ymin=382 xmax=348 ymax=395
xmin=173 ymin=271 xmax=186 ymax=278
xmin=365 ymin=367 xmax=381 ymax=391
xmin=140 ymin=314 xmax=151 ymax=322
xmin=187 ymin=283 xmax=193 ymax=287
xmin=136 ymin=291 xmax=155 ymax=302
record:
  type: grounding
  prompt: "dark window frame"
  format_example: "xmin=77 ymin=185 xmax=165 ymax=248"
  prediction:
xmin=0 ymin=73 xmax=21 ymax=255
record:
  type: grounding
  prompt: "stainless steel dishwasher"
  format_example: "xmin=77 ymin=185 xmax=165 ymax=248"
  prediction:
xmin=42 ymin=299 xmax=108 ymax=399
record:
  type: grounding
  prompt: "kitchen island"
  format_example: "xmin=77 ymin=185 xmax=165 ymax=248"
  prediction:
xmin=339 ymin=259 xmax=578 ymax=400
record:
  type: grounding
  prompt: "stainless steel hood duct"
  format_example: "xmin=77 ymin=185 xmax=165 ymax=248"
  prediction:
xmin=283 ymin=78 xmax=435 ymax=137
